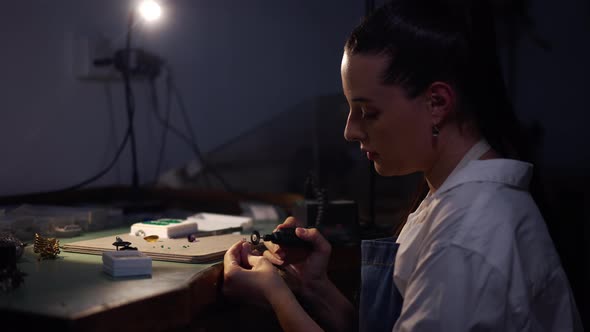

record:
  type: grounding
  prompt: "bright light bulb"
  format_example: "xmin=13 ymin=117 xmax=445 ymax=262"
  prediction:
xmin=138 ymin=0 xmax=161 ymax=22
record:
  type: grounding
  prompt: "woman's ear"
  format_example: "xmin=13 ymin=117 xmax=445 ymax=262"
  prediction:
xmin=426 ymin=81 xmax=456 ymax=126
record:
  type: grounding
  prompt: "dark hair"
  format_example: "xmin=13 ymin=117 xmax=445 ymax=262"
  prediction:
xmin=345 ymin=0 xmax=532 ymax=161
xmin=345 ymin=0 xmax=545 ymax=236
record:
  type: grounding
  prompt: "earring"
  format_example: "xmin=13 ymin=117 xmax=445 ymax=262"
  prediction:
xmin=432 ymin=125 xmax=440 ymax=137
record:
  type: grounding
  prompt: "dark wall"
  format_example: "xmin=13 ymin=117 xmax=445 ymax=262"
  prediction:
xmin=0 ymin=0 xmax=363 ymax=196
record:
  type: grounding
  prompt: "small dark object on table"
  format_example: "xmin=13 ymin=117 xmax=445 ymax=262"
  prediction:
xmin=112 ymin=236 xmax=137 ymax=251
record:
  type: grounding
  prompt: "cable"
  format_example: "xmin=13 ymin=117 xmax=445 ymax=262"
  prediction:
xmin=52 ymin=112 xmax=133 ymax=193
xmin=167 ymin=69 xmax=206 ymax=163
xmin=168 ymin=74 xmax=214 ymax=183
xmin=52 ymin=61 xmax=138 ymax=194
xmin=44 ymin=13 xmax=163 ymax=194
xmin=124 ymin=12 xmax=140 ymax=188
xmin=147 ymin=75 xmax=210 ymax=186
xmin=163 ymin=66 xmax=233 ymax=192
xmin=150 ymin=73 xmax=172 ymax=183
xmin=122 ymin=71 xmax=139 ymax=188
xmin=148 ymin=73 xmax=210 ymax=189
xmin=304 ymin=172 xmax=327 ymax=226
xmin=102 ymin=81 xmax=122 ymax=183
xmin=49 ymin=17 xmax=140 ymax=194
xmin=147 ymin=68 xmax=233 ymax=192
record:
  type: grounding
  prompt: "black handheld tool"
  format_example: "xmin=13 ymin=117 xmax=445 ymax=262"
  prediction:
xmin=250 ymin=228 xmax=312 ymax=248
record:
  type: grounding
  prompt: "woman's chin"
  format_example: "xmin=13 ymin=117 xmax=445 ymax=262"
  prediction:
xmin=373 ymin=163 xmax=391 ymax=176
xmin=374 ymin=163 xmax=410 ymax=177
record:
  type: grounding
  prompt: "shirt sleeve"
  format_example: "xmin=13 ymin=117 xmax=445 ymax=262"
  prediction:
xmin=393 ymin=244 xmax=518 ymax=332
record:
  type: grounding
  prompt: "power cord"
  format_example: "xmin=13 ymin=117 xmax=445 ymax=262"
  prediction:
xmin=150 ymin=71 xmax=173 ymax=183
xmin=49 ymin=58 xmax=154 ymax=193
xmin=148 ymin=72 xmax=210 ymax=188
xmin=124 ymin=12 xmax=140 ymax=189
xmin=148 ymin=65 xmax=233 ymax=192
xmin=51 ymin=108 xmax=133 ymax=193
xmin=304 ymin=172 xmax=327 ymax=227
xmin=122 ymin=57 xmax=139 ymax=188
xmin=170 ymin=74 xmax=233 ymax=191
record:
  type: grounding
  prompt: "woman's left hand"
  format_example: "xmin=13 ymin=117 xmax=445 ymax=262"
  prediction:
xmin=223 ymin=240 xmax=289 ymax=307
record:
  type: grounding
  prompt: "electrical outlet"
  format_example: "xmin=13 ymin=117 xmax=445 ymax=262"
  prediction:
xmin=71 ymin=32 xmax=121 ymax=81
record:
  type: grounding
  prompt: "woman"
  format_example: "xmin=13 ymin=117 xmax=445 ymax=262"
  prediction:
xmin=223 ymin=0 xmax=582 ymax=331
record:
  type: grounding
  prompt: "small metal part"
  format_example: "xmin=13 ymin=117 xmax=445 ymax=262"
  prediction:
xmin=33 ymin=233 xmax=61 ymax=260
xmin=112 ymin=236 xmax=137 ymax=251
xmin=135 ymin=230 xmax=146 ymax=237
xmin=250 ymin=230 xmax=261 ymax=245
xmin=187 ymin=233 xmax=198 ymax=242
xmin=143 ymin=235 xmax=159 ymax=243
xmin=113 ymin=236 xmax=130 ymax=250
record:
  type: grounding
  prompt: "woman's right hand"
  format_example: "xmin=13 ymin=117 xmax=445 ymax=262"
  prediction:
xmin=263 ymin=216 xmax=332 ymax=294
xmin=223 ymin=239 xmax=288 ymax=308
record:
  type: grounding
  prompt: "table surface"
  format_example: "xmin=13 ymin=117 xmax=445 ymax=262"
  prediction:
xmin=0 ymin=222 xmax=281 ymax=331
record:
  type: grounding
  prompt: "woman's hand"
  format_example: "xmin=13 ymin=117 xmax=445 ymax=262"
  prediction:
xmin=237 ymin=218 xmax=354 ymax=332
xmin=262 ymin=216 xmax=332 ymax=295
xmin=223 ymin=239 xmax=289 ymax=307
xmin=223 ymin=239 xmax=328 ymax=332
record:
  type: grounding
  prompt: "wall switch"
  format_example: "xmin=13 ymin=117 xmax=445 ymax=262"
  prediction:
xmin=72 ymin=32 xmax=120 ymax=81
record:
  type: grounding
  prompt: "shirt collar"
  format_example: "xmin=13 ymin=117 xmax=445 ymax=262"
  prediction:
xmin=435 ymin=159 xmax=534 ymax=196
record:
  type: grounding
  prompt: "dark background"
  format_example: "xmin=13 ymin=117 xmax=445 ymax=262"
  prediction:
xmin=0 ymin=0 xmax=587 ymax=328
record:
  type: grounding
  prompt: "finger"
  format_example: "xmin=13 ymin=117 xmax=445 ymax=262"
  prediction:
xmin=224 ymin=240 xmax=245 ymax=270
xmin=262 ymin=249 xmax=284 ymax=265
xmin=247 ymin=252 xmax=266 ymax=268
xmin=263 ymin=238 xmax=288 ymax=262
xmin=250 ymin=256 xmax=276 ymax=272
xmin=240 ymin=242 xmax=253 ymax=268
xmin=263 ymin=239 xmax=282 ymax=255
xmin=295 ymin=227 xmax=331 ymax=255
xmin=268 ymin=216 xmax=299 ymax=256
xmin=275 ymin=216 xmax=298 ymax=231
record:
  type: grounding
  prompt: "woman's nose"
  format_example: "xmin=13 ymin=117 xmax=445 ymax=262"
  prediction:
xmin=344 ymin=112 xmax=365 ymax=142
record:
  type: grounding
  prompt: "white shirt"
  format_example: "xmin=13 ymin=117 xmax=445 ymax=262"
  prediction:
xmin=393 ymin=159 xmax=583 ymax=331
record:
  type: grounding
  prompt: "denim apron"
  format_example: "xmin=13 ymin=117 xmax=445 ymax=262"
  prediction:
xmin=359 ymin=237 xmax=403 ymax=332
xmin=358 ymin=140 xmax=492 ymax=331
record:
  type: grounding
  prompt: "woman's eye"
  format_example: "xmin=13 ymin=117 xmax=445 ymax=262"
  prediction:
xmin=360 ymin=105 xmax=379 ymax=120
xmin=361 ymin=112 xmax=378 ymax=120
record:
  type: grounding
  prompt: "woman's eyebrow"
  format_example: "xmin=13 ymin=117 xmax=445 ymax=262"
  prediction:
xmin=351 ymin=97 xmax=373 ymax=103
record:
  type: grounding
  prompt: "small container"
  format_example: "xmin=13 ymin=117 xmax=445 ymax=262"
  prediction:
xmin=102 ymin=250 xmax=152 ymax=277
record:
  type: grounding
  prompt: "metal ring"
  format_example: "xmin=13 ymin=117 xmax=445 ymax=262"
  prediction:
xmin=187 ymin=233 xmax=198 ymax=242
xmin=250 ymin=230 xmax=260 ymax=245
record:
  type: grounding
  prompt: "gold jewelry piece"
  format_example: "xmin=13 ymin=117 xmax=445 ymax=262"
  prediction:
xmin=33 ymin=233 xmax=60 ymax=260
xmin=143 ymin=235 xmax=159 ymax=242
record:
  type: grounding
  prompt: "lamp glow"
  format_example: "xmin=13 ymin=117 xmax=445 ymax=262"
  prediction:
xmin=138 ymin=0 xmax=162 ymax=22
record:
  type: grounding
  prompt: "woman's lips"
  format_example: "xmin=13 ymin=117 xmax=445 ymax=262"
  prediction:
xmin=366 ymin=151 xmax=379 ymax=161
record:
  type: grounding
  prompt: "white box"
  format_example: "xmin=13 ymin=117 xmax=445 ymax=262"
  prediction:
xmin=186 ymin=213 xmax=252 ymax=232
xmin=102 ymin=250 xmax=152 ymax=277
xmin=129 ymin=218 xmax=198 ymax=239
